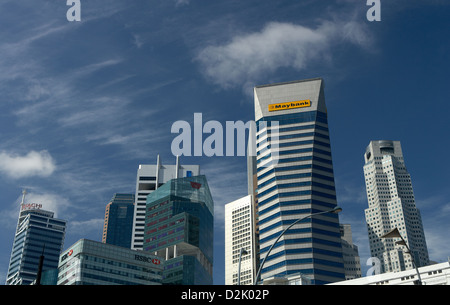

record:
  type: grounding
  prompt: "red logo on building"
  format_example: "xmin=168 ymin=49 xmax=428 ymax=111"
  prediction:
xmin=68 ymin=249 xmax=73 ymax=256
xmin=190 ymin=181 xmax=201 ymax=189
xmin=152 ymin=258 xmax=161 ymax=265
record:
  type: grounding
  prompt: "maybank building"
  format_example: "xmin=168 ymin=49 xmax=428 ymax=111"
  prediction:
xmin=254 ymin=78 xmax=345 ymax=284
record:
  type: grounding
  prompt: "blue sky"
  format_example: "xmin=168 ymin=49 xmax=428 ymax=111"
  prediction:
xmin=0 ymin=0 xmax=449 ymax=284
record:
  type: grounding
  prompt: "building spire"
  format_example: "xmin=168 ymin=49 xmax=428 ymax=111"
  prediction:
xmin=21 ymin=189 xmax=27 ymax=205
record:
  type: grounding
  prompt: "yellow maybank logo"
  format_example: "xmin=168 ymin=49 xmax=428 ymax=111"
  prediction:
xmin=268 ymin=100 xmax=311 ymax=112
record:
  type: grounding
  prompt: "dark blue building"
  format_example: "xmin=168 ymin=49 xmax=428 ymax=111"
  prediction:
xmin=102 ymin=193 xmax=135 ymax=248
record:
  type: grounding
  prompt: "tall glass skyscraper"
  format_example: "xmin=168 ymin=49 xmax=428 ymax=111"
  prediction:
xmin=131 ymin=155 xmax=200 ymax=251
xmin=6 ymin=190 xmax=66 ymax=285
xmin=363 ymin=140 xmax=429 ymax=273
xmin=143 ymin=175 xmax=214 ymax=285
xmin=102 ymin=193 xmax=135 ymax=248
xmin=254 ymin=78 xmax=345 ymax=285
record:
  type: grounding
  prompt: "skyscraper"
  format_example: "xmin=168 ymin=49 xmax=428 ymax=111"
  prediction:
xmin=363 ymin=140 xmax=429 ymax=273
xmin=102 ymin=193 xmax=135 ymax=248
xmin=339 ymin=224 xmax=362 ymax=280
xmin=143 ymin=175 xmax=214 ymax=285
xmin=131 ymin=155 xmax=200 ymax=250
xmin=6 ymin=190 xmax=66 ymax=285
xmin=253 ymin=78 xmax=345 ymax=285
xmin=225 ymin=195 xmax=256 ymax=285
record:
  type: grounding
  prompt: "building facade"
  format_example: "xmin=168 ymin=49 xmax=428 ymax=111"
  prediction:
xmin=143 ymin=175 xmax=214 ymax=285
xmin=102 ymin=193 xmax=135 ymax=248
xmin=254 ymin=78 xmax=345 ymax=285
xmin=225 ymin=195 xmax=256 ymax=285
xmin=57 ymin=239 xmax=163 ymax=285
xmin=6 ymin=190 xmax=66 ymax=285
xmin=329 ymin=261 xmax=450 ymax=285
xmin=339 ymin=224 xmax=362 ymax=280
xmin=131 ymin=155 xmax=200 ymax=250
xmin=363 ymin=140 xmax=429 ymax=273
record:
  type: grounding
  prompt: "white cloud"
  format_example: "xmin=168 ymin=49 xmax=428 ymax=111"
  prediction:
xmin=196 ymin=20 xmax=372 ymax=92
xmin=68 ymin=218 xmax=105 ymax=236
xmin=175 ymin=0 xmax=190 ymax=7
xmin=0 ymin=150 xmax=56 ymax=179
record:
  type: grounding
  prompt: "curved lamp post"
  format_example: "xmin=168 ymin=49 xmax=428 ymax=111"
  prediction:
xmin=238 ymin=248 xmax=249 ymax=285
xmin=381 ymin=227 xmax=422 ymax=285
xmin=253 ymin=206 xmax=342 ymax=285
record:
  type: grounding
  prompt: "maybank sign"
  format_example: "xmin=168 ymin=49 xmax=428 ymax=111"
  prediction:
xmin=268 ymin=100 xmax=311 ymax=112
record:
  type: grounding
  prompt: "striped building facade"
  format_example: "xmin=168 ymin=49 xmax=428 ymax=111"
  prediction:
xmin=254 ymin=78 xmax=345 ymax=284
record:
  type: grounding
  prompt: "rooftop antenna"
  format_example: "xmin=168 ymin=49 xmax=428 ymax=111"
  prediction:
xmin=155 ymin=154 xmax=160 ymax=190
xmin=21 ymin=189 xmax=27 ymax=205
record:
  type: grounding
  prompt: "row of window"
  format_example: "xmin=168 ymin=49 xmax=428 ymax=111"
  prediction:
xmin=259 ymin=188 xmax=336 ymax=208
xmin=256 ymin=111 xmax=328 ymax=132
xmin=256 ymin=123 xmax=328 ymax=140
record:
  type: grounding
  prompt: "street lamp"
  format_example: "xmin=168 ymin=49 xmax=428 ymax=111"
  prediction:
xmin=381 ymin=227 xmax=422 ymax=285
xmin=253 ymin=206 xmax=342 ymax=285
xmin=238 ymin=248 xmax=248 ymax=285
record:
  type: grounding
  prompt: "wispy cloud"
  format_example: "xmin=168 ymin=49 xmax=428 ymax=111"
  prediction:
xmin=175 ymin=0 xmax=190 ymax=8
xmin=0 ymin=150 xmax=56 ymax=179
xmin=417 ymin=195 xmax=450 ymax=262
xmin=196 ymin=20 xmax=373 ymax=93
xmin=68 ymin=218 xmax=105 ymax=237
xmin=201 ymin=158 xmax=249 ymax=232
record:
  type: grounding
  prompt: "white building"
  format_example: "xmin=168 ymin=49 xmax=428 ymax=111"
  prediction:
xmin=131 ymin=155 xmax=200 ymax=250
xmin=363 ymin=141 xmax=429 ymax=273
xmin=329 ymin=261 xmax=450 ymax=285
xmin=225 ymin=195 xmax=257 ymax=285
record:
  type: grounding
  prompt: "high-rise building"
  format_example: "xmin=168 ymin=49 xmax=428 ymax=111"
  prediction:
xmin=253 ymin=78 xmax=345 ymax=285
xmin=6 ymin=190 xmax=66 ymax=285
xmin=131 ymin=155 xmax=200 ymax=250
xmin=225 ymin=195 xmax=257 ymax=285
xmin=363 ymin=140 xmax=429 ymax=273
xmin=143 ymin=175 xmax=214 ymax=285
xmin=102 ymin=193 xmax=135 ymax=248
xmin=339 ymin=224 xmax=362 ymax=280
xmin=57 ymin=239 xmax=163 ymax=285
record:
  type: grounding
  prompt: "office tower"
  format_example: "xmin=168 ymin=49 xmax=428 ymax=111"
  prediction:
xmin=363 ymin=140 xmax=429 ymax=273
xmin=225 ymin=195 xmax=257 ymax=285
xmin=131 ymin=155 xmax=200 ymax=250
xmin=143 ymin=175 xmax=214 ymax=285
xmin=57 ymin=239 xmax=163 ymax=285
xmin=6 ymin=190 xmax=66 ymax=285
xmin=339 ymin=224 xmax=362 ymax=280
xmin=102 ymin=193 xmax=135 ymax=248
xmin=254 ymin=78 xmax=345 ymax=285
